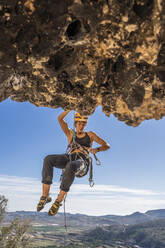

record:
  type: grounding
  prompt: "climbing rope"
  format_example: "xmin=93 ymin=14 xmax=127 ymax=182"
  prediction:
xmin=63 ymin=194 xmax=67 ymax=232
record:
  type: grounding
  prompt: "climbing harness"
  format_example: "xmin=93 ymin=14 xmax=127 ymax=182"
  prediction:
xmin=60 ymin=128 xmax=101 ymax=186
xmin=67 ymin=128 xmax=101 ymax=187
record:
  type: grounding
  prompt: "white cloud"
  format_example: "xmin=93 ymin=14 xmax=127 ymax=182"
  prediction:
xmin=0 ymin=174 xmax=165 ymax=216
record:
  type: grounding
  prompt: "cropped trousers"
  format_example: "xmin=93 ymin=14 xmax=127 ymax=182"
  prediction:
xmin=42 ymin=153 xmax=89 ymax=192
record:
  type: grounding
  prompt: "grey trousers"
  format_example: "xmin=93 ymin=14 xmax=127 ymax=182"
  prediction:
xmin=42 ymin=153 xmax=89 ymax=192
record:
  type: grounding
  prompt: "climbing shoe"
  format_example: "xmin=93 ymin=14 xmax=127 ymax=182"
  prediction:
xmin=37 ymin=196 xmax=52 ymax=212
xmin=48 ymin=200 xmax=62 ymax=216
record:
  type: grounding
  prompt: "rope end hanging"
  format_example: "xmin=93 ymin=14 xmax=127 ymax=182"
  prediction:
xmin=63 ymin=194 xmax=68 ymax=232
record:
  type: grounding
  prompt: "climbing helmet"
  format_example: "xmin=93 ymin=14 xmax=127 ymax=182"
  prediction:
xmin=74 ymin=112 xmax=88 ymax=123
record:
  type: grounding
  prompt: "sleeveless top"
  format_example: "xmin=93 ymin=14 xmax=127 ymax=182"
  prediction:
xmin=71 ymin=132 xmax=91 ymax=148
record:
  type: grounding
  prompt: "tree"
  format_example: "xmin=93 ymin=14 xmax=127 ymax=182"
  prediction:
xmin=0 ymin=195 xmax=32 ymax=248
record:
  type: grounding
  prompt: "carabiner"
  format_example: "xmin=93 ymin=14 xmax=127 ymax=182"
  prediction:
xmin=89 ymin=180 xmax=94 ymax=187
xmin=94 ymin=154 xmax=101 ymax=166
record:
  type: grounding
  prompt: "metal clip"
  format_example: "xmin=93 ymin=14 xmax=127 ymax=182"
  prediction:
xmin=89 ymin=179 xmax=94 ymax=187
xmin=94 ymin=154 xmax=101 ymax=166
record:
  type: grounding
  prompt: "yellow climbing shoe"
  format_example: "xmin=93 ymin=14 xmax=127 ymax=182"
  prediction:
xmin=37 ymin=196 xmax=52 ymax=212
xmin=48 ymin=201 xmax=62 ymax=216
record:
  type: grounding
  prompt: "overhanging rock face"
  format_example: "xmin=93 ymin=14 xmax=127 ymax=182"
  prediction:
xmin=0 ymin=0 xmax=165 ymax=126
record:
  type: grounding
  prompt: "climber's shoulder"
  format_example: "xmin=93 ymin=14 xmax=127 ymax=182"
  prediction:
xmin=87 ymin=131 xmax=97 ymax=141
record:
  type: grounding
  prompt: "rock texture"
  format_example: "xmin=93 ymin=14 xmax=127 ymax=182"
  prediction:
xmin=0 ymin=0 xmax=165 ymax=126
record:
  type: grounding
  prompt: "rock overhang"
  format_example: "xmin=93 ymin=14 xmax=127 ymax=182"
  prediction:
xmin=0 ymin=0 xmax=165 ymax=126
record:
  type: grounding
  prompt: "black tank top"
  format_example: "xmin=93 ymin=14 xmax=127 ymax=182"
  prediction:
xmin=73 ymin=132 xmax=91 ymax=147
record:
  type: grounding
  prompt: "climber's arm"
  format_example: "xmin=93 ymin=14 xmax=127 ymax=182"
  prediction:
xmin=58 ymin=110 xmax=72 ymax=140
xmin=88 ymin=131 xmax=110 ymax=154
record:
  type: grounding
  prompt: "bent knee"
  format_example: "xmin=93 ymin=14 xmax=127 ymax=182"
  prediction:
xmin=44 ymin=155 xmax=51 ymax=164
xmin=42 ymin=177 xmax=52 ymax=185
xmin=60 ymin=185 xmax=69 ymax=192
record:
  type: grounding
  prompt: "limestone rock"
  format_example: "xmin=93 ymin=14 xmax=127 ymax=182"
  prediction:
xmin=0 ymin=0 xmax=165 ymax=126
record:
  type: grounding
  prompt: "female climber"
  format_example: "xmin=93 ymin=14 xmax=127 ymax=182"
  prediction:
xmin=37 ymin=110 xmax=110 ymax=216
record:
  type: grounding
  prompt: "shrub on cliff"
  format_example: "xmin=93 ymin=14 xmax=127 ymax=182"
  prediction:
xmin=0 ymin=195 xmax=31 ymax=248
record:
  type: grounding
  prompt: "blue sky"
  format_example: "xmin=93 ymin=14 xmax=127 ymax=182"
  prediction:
xmin=0 ymin=98 xmax=165 ymax=215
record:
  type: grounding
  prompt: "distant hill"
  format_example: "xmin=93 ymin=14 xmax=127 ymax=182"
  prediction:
xmin=3 ymin=209 xmax=165 ymax=228
xmin=100 ymin=209 xmax=165 ymax=225
xmin=80 ymin=219 xmax=165 ymax=248
xmin=3 ymin=209 xmax=165 ymax=248
xmin=146 ymin=209 xmax=165 ymax=218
